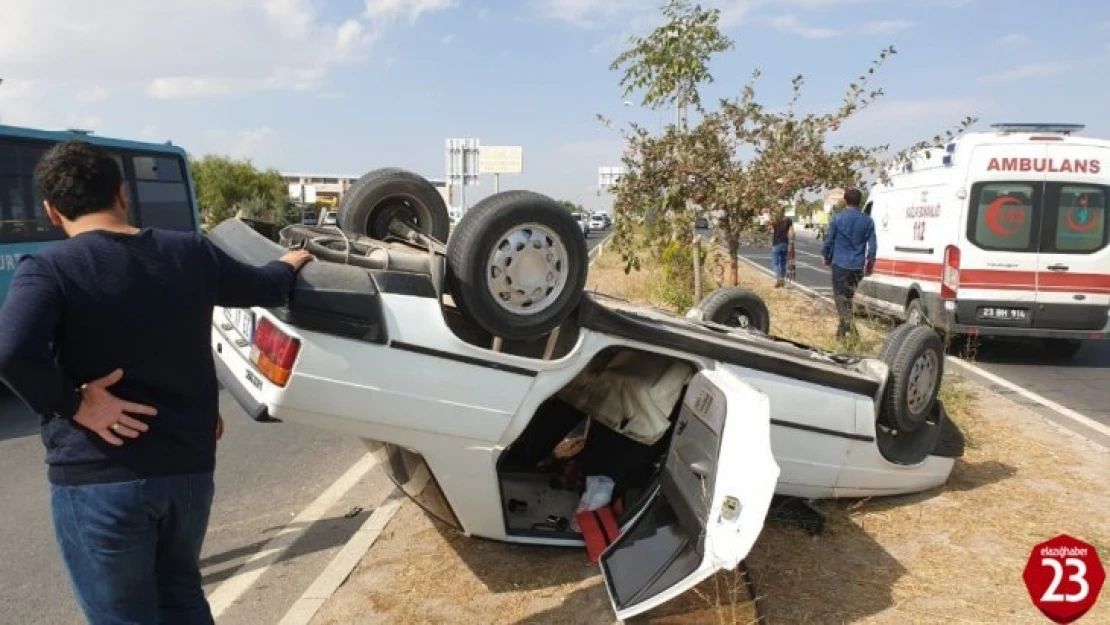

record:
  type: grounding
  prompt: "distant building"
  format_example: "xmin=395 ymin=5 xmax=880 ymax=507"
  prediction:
xmin=281 ymin=172 xmax=452 ymax=209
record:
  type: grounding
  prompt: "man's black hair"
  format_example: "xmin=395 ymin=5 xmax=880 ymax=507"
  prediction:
xmin=844 ymin=188 xmax=863 ymax=207
xmin=34 ymin=140 xmax=123 ymax=220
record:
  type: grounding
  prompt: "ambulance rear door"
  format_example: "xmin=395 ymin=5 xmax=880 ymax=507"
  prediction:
xmin=1033 ymin=142 xmax=1110 ymax=331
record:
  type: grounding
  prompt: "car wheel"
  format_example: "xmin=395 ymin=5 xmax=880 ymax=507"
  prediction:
xmin=337 ymin=168 xmax=451 ymax=243
xmin=1043 ymin=338 xmax=1083 ymax=360
xmin=879 ymin=325 xmax=945 ymax=434
xmin=877 ymin=322 xmax=918 ymax=364
xmin=696 ymin=287 xmax=771 ymax=334
xmin=904 ymin=297 xmax=926 ymax=326
xmin=446 ymin=190 xmax=588 ymax=340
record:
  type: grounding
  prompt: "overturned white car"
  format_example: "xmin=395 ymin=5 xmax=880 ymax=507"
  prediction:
xmin=208 ymin=169 xmax=964 ymax=620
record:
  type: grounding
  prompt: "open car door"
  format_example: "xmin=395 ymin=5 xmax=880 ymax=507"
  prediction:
xmin=600 ymin=368 xmax=780 ymax=621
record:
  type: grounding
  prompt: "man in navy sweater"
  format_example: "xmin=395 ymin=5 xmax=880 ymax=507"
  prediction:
xmin=0 ymin=141 xmax=313 ymax=624
xmin=821 ymin=188 xmax=877 ymax=340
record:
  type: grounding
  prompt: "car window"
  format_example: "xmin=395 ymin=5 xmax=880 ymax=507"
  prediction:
xmin=1047 ymin=184 xmax=1107 ymax=254
xmin=968 ymin=182 xmax=1037 ymax=252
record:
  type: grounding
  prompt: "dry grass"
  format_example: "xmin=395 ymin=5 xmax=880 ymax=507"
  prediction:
xmin=311 ymin=241 xmax=1110 ymax=625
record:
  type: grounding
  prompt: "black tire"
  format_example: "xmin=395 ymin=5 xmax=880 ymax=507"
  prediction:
xmin=879 ymin=325 xmax=945 ymax=434
xmin=446 ymin=191 xmax=588 ymax=340
xmin=1043 ymin=338 xmax=1083 ymax=360
xmin=697 ymin=287 xmax=771 ymax=334
xmin=877 ymin=322 xmax=918 ymax=364
xmin=904 ymin=297 xmax=926 ymax=326
xmin=337 ymin=168 xmax=450 ymax=243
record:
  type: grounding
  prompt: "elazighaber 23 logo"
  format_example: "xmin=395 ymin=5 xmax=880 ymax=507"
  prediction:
xmin=1023 ymin=534 xmax=1106 ymax=623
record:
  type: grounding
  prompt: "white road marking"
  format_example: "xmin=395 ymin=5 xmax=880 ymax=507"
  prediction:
xmin=277 ymin=468 xmax=430 ymax=625
xmin=736 ymin=253 xmax=1110 ymax=445
xmin=207 ymin=452 xmax=380 ymax=618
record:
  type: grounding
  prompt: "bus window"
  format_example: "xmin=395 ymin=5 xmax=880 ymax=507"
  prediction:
xmin=132 ymin=155 xmax=194 ymax=231
xmin=0 ymin=142 xmax=61 ymax=244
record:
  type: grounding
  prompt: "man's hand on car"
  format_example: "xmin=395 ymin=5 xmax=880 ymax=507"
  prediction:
xmin=73 ymin=369 xmax=158 ymax=446
xmin=280 ymin=249 xmax=315 ymax=272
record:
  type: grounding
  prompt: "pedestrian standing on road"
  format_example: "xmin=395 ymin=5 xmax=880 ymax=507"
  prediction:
xmin=770 ymin=209 xmax=794 ymax=288
xmin=821 ymin=188 xmax=876 ymax=340
xmin=0 ymin=141 xmax=314 ymax=625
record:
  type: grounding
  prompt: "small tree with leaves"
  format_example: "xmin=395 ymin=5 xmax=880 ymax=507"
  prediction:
xmin=602 ymin=2 xmax=977 ymax=303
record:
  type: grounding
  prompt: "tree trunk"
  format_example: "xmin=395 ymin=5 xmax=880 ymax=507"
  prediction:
xmin=728 ymin=239 xmax=740 ymax=286
xmin=692 ymin=233 xmax=702 ymax=303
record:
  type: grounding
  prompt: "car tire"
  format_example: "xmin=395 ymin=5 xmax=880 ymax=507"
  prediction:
xmin=877 ymin=322 xmax=918 ymax=364
xmin=337 ymin=168 xmax=451 ymax=243
xmin=446 ymin=190 xmax=588 ymax=340
xmin=904 ymin=297 xmax=926 ymax=326
xmin=696 ymin=287 xmax=771 ymax=334
xmin=1043 ymin=338 xmax=1083 ymax=360
xmin=879 ymin=325 xmax=945 ymax=434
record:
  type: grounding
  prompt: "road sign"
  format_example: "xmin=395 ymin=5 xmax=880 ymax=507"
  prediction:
xmin=479 ymin=146 xmax=523 ymax=174
xmin=445 ymin=138 xmax=480 ymax=187
xmin=1023 ymin=534 xmax=1105 ymax=624
xmin=598 ymin=166 xmax=626 ymax=189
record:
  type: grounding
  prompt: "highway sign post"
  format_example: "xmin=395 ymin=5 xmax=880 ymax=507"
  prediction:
xmin=445 ymin=138 xmax=480 ymax=213
xmin=478 ymin=145 xmax=523 ymax=194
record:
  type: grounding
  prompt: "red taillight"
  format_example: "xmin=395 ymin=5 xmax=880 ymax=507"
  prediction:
xmin=941 ymin=245 xmax=961 ymax=300
xmin=250 ymin=317 xmax=300 ymax=387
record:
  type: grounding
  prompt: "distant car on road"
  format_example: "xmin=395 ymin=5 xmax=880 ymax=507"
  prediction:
xmin=573 ymin=212 xmax=591 ymax=236
xmin=588 ymin=214 xmax=607 ymax=230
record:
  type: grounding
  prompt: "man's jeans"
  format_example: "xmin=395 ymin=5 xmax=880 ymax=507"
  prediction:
xmin=831 ymin=264 xmax=865 ymax=338
xmin=771 ymin=243 xmax=789 ymax=280
xmin=51 ymin=473 xmax=216 ymax=625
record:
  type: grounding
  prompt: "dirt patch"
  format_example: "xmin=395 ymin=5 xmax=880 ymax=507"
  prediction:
xmin=312 ymin=243 xmax=1110 ymax=625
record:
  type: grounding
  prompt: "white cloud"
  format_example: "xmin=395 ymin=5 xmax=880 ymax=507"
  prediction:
xmin=536 ymin=0 xmax=892 ymax=29
xmin=1097 ymin=20 xmax=1110 ymax=30
xmin=77 ymin=86 xmax=110 ymax=103
xmin=769 ymin=15 xmax=843 ymax=39
xmin=442 ymin=32 xmax=456 ymax=44
xmin=206 ymin=127 xmax=277 ymax=160
xmin=978 ymin=63 xmax=1071 ymax=84
xmin=0 ymin=0 xmax=453 ymax=100
xmin=364 ymin=0 xmax=459 ymax=23
xmin=996 ymin=33 xmax=1029 ymax=46
xmin=860 ymin=19 xmax=913 ymax=35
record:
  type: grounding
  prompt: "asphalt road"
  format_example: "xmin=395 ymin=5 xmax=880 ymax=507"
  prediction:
xmin=737 ymin=230 xmax=1110 ymax=445
xmin=0 ymin=230 xmax=609 ymax=625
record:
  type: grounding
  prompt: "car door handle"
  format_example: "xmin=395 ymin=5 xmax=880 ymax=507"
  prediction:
xmin=690 ymin=461 xmax=710 ymax=480
xmin=1047 ymin=264 xmax=1069 ymax=272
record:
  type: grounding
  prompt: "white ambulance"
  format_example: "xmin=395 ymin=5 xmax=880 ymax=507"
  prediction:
xmin=856 ymin=123 xmax=1110 ymax=359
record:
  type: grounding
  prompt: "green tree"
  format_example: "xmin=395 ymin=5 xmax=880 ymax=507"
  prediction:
xmin=602 ymin=2 xmax=976 ymax=298
xmin=189 ymin=155 xmax=290 ymax=228
xmin=558 ymin=200 xmax=586 ymax=213
xmin=608 ymin=0 xmax=734 ymax=302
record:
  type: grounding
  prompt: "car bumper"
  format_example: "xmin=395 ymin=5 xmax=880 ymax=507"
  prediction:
xmin=920 ymin=295 xmax=1110 ymax=340
xmin=212 ymin=332 xmax=272 ymax=422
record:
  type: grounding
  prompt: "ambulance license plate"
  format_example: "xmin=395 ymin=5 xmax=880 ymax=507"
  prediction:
xmin=977 ymin=307 xmax=1027 ymax=321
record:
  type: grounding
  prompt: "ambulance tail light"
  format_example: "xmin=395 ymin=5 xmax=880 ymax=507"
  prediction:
xmin=941 ymin=245 xmax=961 ymax=300
xmin=251 ymin=317 xmax=301 ymax=387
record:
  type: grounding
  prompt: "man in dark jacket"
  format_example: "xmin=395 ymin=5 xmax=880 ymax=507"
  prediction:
xmin=0 ymin=141 xmax=313 ymax=624
xmin=821 ymin=188 xmax=876 ymax=339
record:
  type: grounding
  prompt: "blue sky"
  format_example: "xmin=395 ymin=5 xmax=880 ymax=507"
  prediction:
xmin=1 ymin=0 xmax=1109 ymax=212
